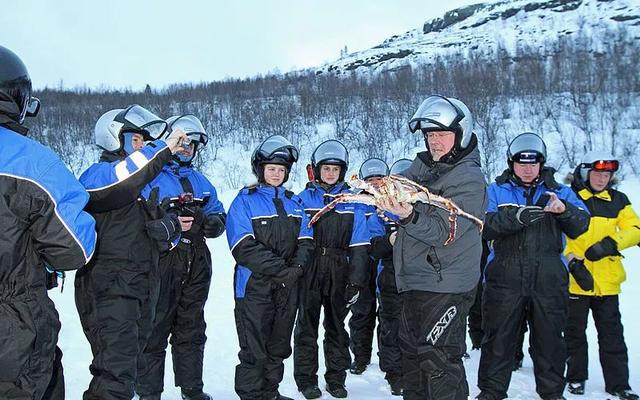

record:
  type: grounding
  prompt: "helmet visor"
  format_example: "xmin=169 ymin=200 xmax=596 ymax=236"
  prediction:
xmin=408 ymin=96 xmax=461 ymax=133
xmin=390 ymin=159 xmax=412 ymax=175
xmin=582 ymin=159 xmax=619 ymax=172
xmin=257 ymin=135 xmax=299 ymax=163
xmin=359 ymin=158 xmax=389 ymax=180
xmin=117 ymin=105 xmax=167 ymax=140
xmin=312 ymin=140 xmax=348 ymax=166
xmin=168 ymin=115 xmax=209 ymax=146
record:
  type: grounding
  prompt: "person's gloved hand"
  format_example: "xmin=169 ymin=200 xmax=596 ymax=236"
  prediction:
xmin=345 ymin=284 xmax=361 ymax=308
xmin=202 ymin=213 xmax=226 ymax=238
xmin=516 ymin=206 xmax=546 ymax=225
xmin=273 ymin=265 xmax=303 ymax=288
xmin=568 ymin=258 xmax=594 ymax=291
xmin=585 ymin=236 xmax=619 ymax=261
xmin=164 ymin=128 xmax=188 ymax=154
xmin=146 ymin=213 xmax=180 ymax=242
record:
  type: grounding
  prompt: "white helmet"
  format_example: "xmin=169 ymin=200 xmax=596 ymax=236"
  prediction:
xmin=94 ymin=109 xmax=124 ymax=151
xmin=579 ymin=150 xmax=619 ymax=182
xmin=94 ymin=105 xmax=167 ymax=152
xmin=408 ymin=95 xmax=474 ymax=149
xmin=166 ymin=114 xmax=209 ymax=166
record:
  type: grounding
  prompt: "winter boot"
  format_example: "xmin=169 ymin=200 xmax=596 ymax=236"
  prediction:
xmin=387 ymin=377 xmax=403 ymax=396
xmin=299 ymin=385 xmax=322 ymax=399
xmin=349 ymin=360 xmax=368 ymax=375
xmin=568 ymin=381 xmax=585 ymax=395
xmin=139 ymin=394 xmax=161 ymax=400
xmin=608 ymin=389 xmax=640 ymax=400
xmin=476 ymin=392 xmax=499 ymax=400
xmin=512 ymin=358 xmax=523 ymax=371
xmin=181 ymin=387 xmax=212 ymax=400
xmin=325 ymin=383 xmax=348 ymax=398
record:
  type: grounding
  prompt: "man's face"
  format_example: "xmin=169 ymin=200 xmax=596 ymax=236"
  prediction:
xmin=263 ymin=164 xmax=286 ymax=187
xmin=177 ymin=143 xmax=195 ymax=157
xmin=425 ymin=130 xmax=455 ymax=161
xmin=131 ymin=133 xmax=145 ymax=151
xmin=513 ymin=162 xmax=541 ymax=185
xmin=588 ymin=170 xmax=611 ymax=192
xmin=320 ymin=164 xmax=341 ymax=185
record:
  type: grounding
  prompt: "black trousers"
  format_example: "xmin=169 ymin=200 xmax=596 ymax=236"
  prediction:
xmin=377 ymin=263 xmax=402 ymax=382
xmin=294 ymin=253 xmax=351 ymax=389
xmin=566 ymin=294 xmax=631 ymax=393
xmin=348 ymin=258 xmax=378 ymax=364
xmin=137 ymin=239 xmax=212 ymax=396
xmin=75 ymin=260 xmax=159 ymax=400
xmin=235 ymin=275 xmax=299 ymax=400
xmin=399 ymin=288 xmax=475 ymax=400
xmin=478 ymin=286 xmax=567 ymax=400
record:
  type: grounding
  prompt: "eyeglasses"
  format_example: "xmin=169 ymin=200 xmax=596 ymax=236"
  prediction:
xmin=581 ymin=160 xmax=619 ymax=172
xmin=423 ymin=131 xmax=454 ymax=140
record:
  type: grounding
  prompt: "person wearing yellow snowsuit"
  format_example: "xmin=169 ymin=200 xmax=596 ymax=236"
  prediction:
xmin=564 ymin=151 xmax=640 ymax=400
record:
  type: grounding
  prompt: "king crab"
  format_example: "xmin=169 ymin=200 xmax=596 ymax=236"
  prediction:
xmin=309 ymin=175 xmax=484 ymax=246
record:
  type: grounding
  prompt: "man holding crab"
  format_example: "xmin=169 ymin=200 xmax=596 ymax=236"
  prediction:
xmin=377 ymin=95 xmax=487 ymax=400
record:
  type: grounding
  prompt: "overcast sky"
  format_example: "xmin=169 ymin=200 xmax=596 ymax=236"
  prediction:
xmin=3 ymin=0 xmax=480 ymax=90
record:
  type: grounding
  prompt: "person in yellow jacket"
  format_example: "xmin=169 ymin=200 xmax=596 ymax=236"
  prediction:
xmin=564 ymin=151 xmax=640 ymax=400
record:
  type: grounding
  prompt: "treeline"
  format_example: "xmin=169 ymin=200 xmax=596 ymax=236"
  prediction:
xmin=27 ymin=24 xmax=640 ymax=184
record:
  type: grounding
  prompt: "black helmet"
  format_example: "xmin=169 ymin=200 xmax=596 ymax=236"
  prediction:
xmin=311 ymin=139 xmax=349 ymax=182
xmin=507 ymin=132 xmax=547 ymax=166
xmin=359 ymin=158 xmax=389 ymax=180
xmin=251 ymin=135 xmax=299 ymax=184
xmin=166 ymin=114 xmax=209 ymax=166
xmin=0 ymin=46 xmax=35 ymax=124
xmin=390 ymin=158 xmax=412 ymax=176
xmin=408 ymin=95 xmax=474 ymax=150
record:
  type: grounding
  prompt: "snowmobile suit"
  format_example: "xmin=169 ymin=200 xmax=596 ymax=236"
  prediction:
xmin=293 ymin=181 xmax=370 ymax=390
xmin=75 ymin=140 xmax=172 ymax=400
xmin=227 ymin=184 xmax=314 ymax=400
xmin=137 ymin=162 xmax=226 ymax=397
xmin=368 ymin=211 xmax=403 ymax=385
xmin=348 ymin=205 xmax=379 ymax=368
xmin=393 ymin=136 xmax=486 ymax=400
xmin=478 ymin=168 xmax=590 ymax=400
xmin=0 ymin=124 xmax=96 ymax=400
xmin=564 ymin=172 xmax=640 ymax=394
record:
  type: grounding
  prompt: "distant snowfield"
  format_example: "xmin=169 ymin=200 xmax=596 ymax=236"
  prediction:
xmin=53 ymin=177 xmax=640 ymax=399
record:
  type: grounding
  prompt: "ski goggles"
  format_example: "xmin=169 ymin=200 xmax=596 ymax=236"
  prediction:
xmin=512 ymin=151 xmax=544 ymax=164
xmin=581 ymin=159 xmax=619 ymax=172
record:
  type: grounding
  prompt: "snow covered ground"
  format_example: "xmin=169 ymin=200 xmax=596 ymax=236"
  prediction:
xmin=52 ymin=177 xmax=640 ymax=399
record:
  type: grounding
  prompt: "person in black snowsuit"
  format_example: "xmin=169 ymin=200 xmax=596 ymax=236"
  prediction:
xmin=0 ymin=45 xmax=97 ymax=400
xmin=476 ymin=133 xmax=590 ymax=400
xmin=348 ymin=157 xmax=390 ymax=377
xmin=293 ymin=139 xmax=371 ymax=399
xmin=226 ymin=135 xmax=314 ymax=400
xmin=75 ymin=106 xmax=187 ymax=400
xmin=379 ymin=96 xmax=487 ymax=400
xmin=137 ymin=115 xmax=226 ymax=400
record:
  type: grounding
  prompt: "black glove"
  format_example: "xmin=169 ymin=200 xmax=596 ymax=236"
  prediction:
xmin=585 ymin=236 xmax=619 ymax=261
xmin=146 ymin=213 xmax=180 ymax=242
xmin=568 ymin=258 xmax=594 ymax=291
xmin=202 ymin=213 xmax=226 ymax=238
xmin=145 ymin=187 xmax=164 ymax=219
xmin=515 ymin=206 xmax=546 ymax=225
xmin=345 ymin=284 xmax=361 ymax=308
xmin=273 ymin=265 xmax=303 ymax=288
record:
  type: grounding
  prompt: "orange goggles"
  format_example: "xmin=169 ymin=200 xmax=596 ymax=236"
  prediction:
xmin=581 ymin=160 xmax=619 ymax=172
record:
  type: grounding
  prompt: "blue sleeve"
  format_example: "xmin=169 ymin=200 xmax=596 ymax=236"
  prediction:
xmin=226 ymin=193 xmax=254 ymax=251
xmin=80 ymin=140 xmax=171 ymax=212
xmin=350 ymin=207 xmax=371 ymax=247
xmin=367 ymin=212 xmax=386 ymax=238
xmin=201 ymin=178 xmax=226 ymax=216
xmin=486 ymin=184 xmax=499 ymax=213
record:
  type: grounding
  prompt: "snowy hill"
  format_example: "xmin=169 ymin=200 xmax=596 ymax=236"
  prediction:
xmin=316 ymin=0 xmax=640 ymax=75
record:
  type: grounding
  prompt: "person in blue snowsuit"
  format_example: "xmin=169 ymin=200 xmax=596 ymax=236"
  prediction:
xmin=227 ymin=135 xmax=314 ymax=400
xmin=75 ymin=106 xmax=187 ymax=400
xmin=477 ymin=133 xmax=590 ymax=400
xmin=137 ymin=115 xmax=226 ymax=400
xmin=0 ymin=45 xmax=96 ymax=400
xmin=293 ymin=139 xmax=371 ymax=400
